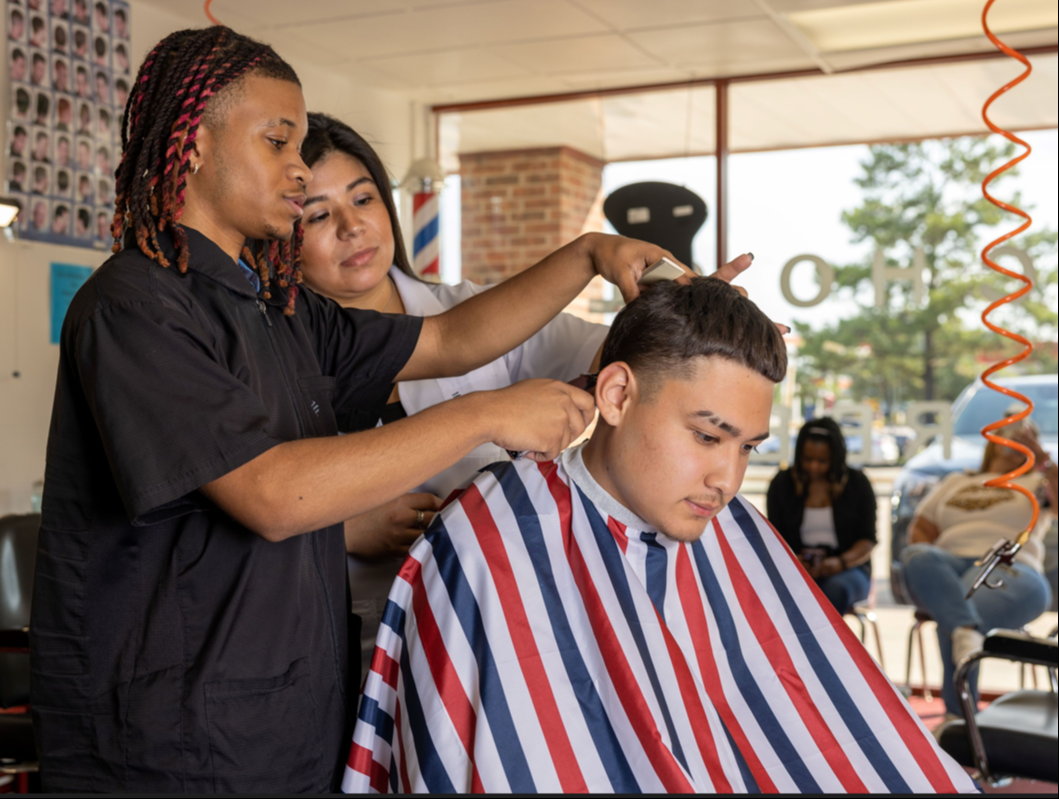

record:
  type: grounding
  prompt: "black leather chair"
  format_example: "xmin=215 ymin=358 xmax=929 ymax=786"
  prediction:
xmin=0 ymin=513 xmax=40 ymax=792
xmin=935 ymin=629 xmax=1058 ymax=787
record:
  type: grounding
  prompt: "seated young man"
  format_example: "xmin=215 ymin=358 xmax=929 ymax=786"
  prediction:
xmin=343 ymin=278 xmax=976 ymax=794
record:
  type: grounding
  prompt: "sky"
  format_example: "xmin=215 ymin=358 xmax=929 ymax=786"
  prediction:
xmin=601 ymin=129 xmax=1058 ymax=330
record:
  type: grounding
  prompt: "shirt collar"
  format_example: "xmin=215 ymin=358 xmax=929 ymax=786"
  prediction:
xmin=150 ymin=226 xmax=281 ymax=301
xmin=561 ymin=442 xmax=657 ymax=533
xmin=390 ymin=266 xmax=446 ymax=316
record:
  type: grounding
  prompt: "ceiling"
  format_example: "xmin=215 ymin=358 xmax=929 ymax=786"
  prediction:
xmin=136 ymin=0 xmax=1058 ymax=105
xmin=437 ymin=53 xmax=1057 ymax=165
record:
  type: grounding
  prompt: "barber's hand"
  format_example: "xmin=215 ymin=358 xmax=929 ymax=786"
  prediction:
xmin=344 ymin=492 xmax=441 ymax=559
xmin=582 ymin=234 xmax=789 ymax=335
xmin=486 ymin=379 xmax=596 ymax=463
xmin=582 ymin=233 xmax=692 ymax=303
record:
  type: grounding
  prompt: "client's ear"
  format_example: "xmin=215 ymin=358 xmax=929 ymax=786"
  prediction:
xmin=595 ymin=362 xmax=637 ymax=426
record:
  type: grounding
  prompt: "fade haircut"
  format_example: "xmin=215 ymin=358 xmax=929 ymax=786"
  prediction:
xmin=111 ymin=26 xmax=305 ymax=313
xmin=600 ymin=277 xmax=787 ymax=397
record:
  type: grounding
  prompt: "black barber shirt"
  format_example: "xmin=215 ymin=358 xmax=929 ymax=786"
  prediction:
xmin=30 ymin=228 xmax=422 ymax=793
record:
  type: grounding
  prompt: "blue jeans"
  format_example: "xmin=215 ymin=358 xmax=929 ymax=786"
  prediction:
xmin=817 ymin=566 xmax=870 ymax=615
xmin=901 ymin=544 xmax=1052 ymax=715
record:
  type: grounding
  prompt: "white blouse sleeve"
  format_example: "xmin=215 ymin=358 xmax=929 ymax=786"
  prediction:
xmin=503 ymin=311 xmax=609 ymax=384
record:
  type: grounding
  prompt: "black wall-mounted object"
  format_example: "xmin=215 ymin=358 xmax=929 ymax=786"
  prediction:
xmin=603 ymin=181 xmax=707 ymax=270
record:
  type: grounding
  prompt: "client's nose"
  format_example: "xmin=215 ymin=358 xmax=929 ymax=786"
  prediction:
xmin=703 ymin=446 xmax=742 ymax=499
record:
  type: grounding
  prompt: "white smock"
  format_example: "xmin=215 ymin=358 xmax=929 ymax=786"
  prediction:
xmin=347 ymin=266 xmax=609 ymax=676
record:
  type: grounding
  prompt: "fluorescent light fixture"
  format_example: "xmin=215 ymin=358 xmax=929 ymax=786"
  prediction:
xmin=789 ymin=0 xmax=1057 ymax=53
xmin=0 ymin=197 xmax=22 ymax=228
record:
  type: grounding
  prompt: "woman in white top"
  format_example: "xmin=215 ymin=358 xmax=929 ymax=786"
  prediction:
xmin=903 ymin=420 xmax=1056 ymax=721
xmin=766 ymin=417 xmax=877 ymax=614
xmin=296 ymin=113 xmax=755 ymax=674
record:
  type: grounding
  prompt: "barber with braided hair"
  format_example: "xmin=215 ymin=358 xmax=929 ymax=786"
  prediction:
xmin=31 ymin=26 xmax=745 ymax=793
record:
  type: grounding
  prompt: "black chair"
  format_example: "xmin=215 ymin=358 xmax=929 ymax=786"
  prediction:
xmin=935 ymin=629 xmax=1058 ymax=787
xmin=0 ymin=513 xmax=40 ymax=792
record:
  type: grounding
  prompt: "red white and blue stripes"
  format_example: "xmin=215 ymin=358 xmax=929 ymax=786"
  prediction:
xmin=411 ymin=192 xmax=440 ymax=279
xmin=344 ymin=447 xmax=977 ymax=793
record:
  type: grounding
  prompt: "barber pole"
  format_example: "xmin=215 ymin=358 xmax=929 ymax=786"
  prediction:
xmin=403 ymin=157 xmax=446 ymax=282
xmin=412 ymin=191 xmax=440 ymax=279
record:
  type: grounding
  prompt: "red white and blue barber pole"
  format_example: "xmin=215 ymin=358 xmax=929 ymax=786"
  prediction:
xmin=412 ymin=191 xmax=440 ymax=279
xmin=403 ymin=158 xmax=446 ymax=282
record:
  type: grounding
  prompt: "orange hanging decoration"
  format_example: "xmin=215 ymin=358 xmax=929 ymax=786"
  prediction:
xmin=204 ymin=0 xmax=222 ymax=26
xmin=965 ymin=0 xmax=1038 ymax=598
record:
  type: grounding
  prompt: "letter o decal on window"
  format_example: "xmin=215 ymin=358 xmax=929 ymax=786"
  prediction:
xmin=780 ymin=254 xmax=833 ymax=308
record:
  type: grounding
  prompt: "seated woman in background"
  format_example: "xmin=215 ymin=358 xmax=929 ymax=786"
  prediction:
xmin=902 ymin=420 xmax=1055 ymax=723
xmin=296 ymin=113 xmax=754 ymax=676
xmin=767 ymin=418 xmax=877 ymax=614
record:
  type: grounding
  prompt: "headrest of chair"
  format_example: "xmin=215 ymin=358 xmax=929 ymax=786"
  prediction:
xmin=0 ymin=514 xmax=40 ymax=630
xmin=983 ymin=628 xmax=1058 ymax=667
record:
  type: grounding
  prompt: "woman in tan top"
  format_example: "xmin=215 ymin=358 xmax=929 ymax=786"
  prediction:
xmin=902 ymin=421 xmax=1056 ymax=721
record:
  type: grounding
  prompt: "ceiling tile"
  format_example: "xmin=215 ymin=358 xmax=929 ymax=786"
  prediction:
xmin=208 ymin=0 xmax=403 ymax=31
xmin=493 ymin=34 xmax=661 ymax=75
xmin=319 ymin=59 xmax=417 ymax=91
xmin=289 ymin=0 xmax=608 ymax=60
xmin=822 ymin=28 xmax=1058 ymax=70
xmin=572 ymin=0 xmax=764 ymax=31
xmin=559 ymin=66 xmax=695 ymax=89
xmin=365 ymin=48 xmax=532 ymax=87
xmin=763 ymin=0 xmax=885 ymax=11
xmin=729 ymin=53 xmax=1057 ymax=152
xmin=412 ymin=75 xmax=571 ymax=104
xmin=628 ymin=18 xmax=813 ymax=70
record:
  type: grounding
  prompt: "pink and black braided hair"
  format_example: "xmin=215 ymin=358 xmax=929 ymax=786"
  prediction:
xmin=111 ymin=26 xmax=305 ymax=314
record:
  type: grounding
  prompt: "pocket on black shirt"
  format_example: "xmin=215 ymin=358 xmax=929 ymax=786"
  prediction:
xmin=203 ymin=657 xmax=324 ymax=793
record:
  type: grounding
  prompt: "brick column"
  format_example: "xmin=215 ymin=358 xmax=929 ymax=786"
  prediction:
xmin=460 ymin=146 xmax=608 ymax=323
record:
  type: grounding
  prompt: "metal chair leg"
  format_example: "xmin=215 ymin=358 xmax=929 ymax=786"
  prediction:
xmin=955 ymin=651 xmax=993 ymax=784
xmin=866 ymin=611 xmax=886 ymax=674
xmin=917 ymin=621 xmax=933 ymax=702
xmin=904 ymin=619 xmax=918 ymax=691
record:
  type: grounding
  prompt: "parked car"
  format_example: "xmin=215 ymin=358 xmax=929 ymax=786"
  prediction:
xmin=845 ymin=431 xmax=901 ymax=464
xmin=889 ymin=374 xmax=1059 ymax=604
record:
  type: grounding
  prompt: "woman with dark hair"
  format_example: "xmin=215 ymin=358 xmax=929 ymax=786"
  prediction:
xmin=298 ymin=113 xmax=760 ymax=674
xmin=766 ymin=417 xmax=877 ymax=613
xmin=299 ymin=114 xmax=606 ymax=674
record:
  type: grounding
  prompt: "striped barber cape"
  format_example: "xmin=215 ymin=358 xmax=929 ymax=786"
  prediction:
xmin=344 ymin=443 xmax=977 ymax=793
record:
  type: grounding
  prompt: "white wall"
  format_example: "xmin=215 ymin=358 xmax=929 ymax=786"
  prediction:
xmin=0 ymin=1 xmax=414 ymax=514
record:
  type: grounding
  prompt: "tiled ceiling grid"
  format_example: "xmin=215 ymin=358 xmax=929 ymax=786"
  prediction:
xmin=135 ymin=0 xmax=1058 ymax=105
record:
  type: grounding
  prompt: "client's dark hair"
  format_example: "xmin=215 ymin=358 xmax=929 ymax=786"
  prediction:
xmin=302 ymin=112 xmax=419 ymax=281
xmin=792 ymin=417 xmax=848 ymax=494
xmin=600 ymin=277 xmax=787 ymax=394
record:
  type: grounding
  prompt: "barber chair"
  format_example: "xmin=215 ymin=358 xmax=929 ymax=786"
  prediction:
xmin=0 ymin=514 xmax=40 ymax=793
xmin=935 ymin=629 xmax=1058 ymax=787
xmin=602 ymin=182 xmax=707 ymax=269
xmin=904 ymin=609 xmax=1044 ymax=702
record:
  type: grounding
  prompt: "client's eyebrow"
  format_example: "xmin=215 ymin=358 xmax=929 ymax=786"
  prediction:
xmin=304 ymin=177 xmax=374 ymax=208
xmin=693 ymin=410 xmax=770 ymax=441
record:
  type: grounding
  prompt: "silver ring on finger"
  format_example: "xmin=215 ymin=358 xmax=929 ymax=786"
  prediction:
xmin=414 ymin=509 xmax=426 ymax=529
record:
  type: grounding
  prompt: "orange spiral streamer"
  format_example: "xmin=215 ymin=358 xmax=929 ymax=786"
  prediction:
xmin=978 ymin=0 xmax=1038 ymax=541
xmin=204 ymin=0 xmax=221 ymax=26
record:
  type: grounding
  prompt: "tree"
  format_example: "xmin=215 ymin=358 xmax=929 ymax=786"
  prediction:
xmin=795 ymin=136 xmax=1058 ymax=417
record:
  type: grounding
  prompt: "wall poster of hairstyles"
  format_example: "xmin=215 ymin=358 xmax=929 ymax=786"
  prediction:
xmin=6 ymin=0 xmax=129 ymax=247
